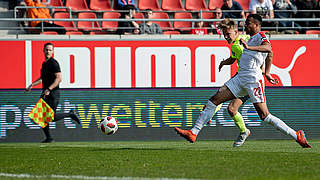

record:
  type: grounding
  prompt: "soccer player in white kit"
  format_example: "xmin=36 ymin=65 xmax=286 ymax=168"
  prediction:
xmin=175 ymin=14 xmax=311 ymax=148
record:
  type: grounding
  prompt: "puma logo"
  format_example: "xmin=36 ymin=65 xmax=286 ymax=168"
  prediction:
xmin=270 ymin=46 xmax=306 ymax=86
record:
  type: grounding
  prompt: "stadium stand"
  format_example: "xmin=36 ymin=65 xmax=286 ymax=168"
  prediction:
xmin=306 ymin=30 xmax=320 ymax=34
xmin=185 ymin=0 xmax=208 ymax=11
xmin=40 ymin=31 xmax=58 ymax=34
xmin=133 ymin=12 xmax=144 ymax=24
xmin=65 ymin=0 xmax=90 ymax=11
xmin=90 ymin=31 xmax=108 ymax=34
xmin=199 ymin=12 xmax=214 ymax=26
xmin=236 ymin=0 xmax=250 ymax=11
xmin=66 ymin=31 xmax=84 ymax=35
xmin=50 ymin=0 xmax=63 ymax=7
xmin=151 ymin=12 xmax=173 ymax=31
xmin=138 ymin=0 xmax=161 ymax=10
xmin=102 ymin=12 xmax=121 ymax=32
xmin=49 ymin=0 xmax=66 ymax=12
xmin=3 ymin=0 xmax=320 ymax=35
xmin=53 ymin=12 xmax=77 ymax=32
xmin=163 ymin=30 xmax=181 ymax=34
xmin=77 ymin=12 xmax=102 ymax=31
xmin=161 ymin=0 xmax=185 ymax=11
xmin=208 ymin=0 xmax=224 ymax=10
xmin=173 ymin=12 xmax=193 ymax=32
xmin=90 ymin=0 xmax=113 ymax=11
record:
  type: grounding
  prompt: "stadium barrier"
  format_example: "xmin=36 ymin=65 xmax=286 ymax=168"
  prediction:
xmin=1 ymin=88 xmax=320 ymax=142
xmin=2 ymin=6 xmax=320 ymax=33
xmin=0 ymin=37 xmax=319 ymax=142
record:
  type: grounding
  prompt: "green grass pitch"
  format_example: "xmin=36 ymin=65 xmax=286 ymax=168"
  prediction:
xmin=0 ymin=140 xmax=319 ymax=180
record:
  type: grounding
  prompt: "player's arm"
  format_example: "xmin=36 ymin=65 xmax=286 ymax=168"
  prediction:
xmin=219 ymin=57 xmax=237 ymax=72
xmin=240 ymin=39 xmax=272 ymax=53
xmin=25 ymin=77 xmax=42 ymax=92
xmin=43 ymin=72 xmax=62 ymax=96
xmin=264 ymin=49 xmax=278 ymax=84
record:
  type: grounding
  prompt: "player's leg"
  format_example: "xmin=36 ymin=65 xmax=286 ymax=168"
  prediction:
xmin=228 ymin=97 xmax=251 ymax=147
xmin=246 ymin=78 xmax=312 ymax=148
xmin=228 ymin=98 xmax=246 ymax=133
xmin=206 ymin=103 xmax=223 ymax=125
xmin=254 ymin=102 xmax=311 ymax=148
xmin=192 ymin=85 xmax=235 ymax=134
xmin=175 ymin=76 xmax=240 ymax=143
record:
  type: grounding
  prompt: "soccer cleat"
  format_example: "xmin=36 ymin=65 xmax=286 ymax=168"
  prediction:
xmin=296 ymin=130 xmax=312 ymax=148
xmin=233 ymin=129 xmax=250 ymax=147
xmin=41 ymin=138 xmax=54 ymax=143
xmin=174 ymin=127 xmax=197 ymax=143
xmin=69 ymin=110 xmax=81 ymax=124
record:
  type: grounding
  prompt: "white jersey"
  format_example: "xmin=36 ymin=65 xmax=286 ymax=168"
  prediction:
xmin=238 ymin=32 xmax=269 ymax=83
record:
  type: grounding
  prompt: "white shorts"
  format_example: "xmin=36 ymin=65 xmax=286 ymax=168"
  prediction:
xmin=225 ymin=75 xmax=266 ymax=103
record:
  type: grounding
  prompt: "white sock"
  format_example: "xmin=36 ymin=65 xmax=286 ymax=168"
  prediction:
xmin=264 ymin=114 xmax=297 ymax=140
xmin=191 ymin=100 xmax=217 ymax=135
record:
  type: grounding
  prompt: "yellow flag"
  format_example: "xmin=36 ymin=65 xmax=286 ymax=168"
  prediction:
xmin=28 ymin=98 xmax=54 ymax=128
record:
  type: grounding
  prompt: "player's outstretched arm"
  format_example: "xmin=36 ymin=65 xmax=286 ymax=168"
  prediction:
xmin=219 ymin=57 xmax=237 ymax=72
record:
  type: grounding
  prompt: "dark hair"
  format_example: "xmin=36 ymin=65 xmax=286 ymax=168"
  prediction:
xmin=247 ymin=14 xmax=262 ymax=25
xmin=120 ymin=5 xmax=136 ymax=18
xmin=143 ymin=9 xmax=152 ymax=17
xmin=43 ymin=42 xmax=54 ymax=49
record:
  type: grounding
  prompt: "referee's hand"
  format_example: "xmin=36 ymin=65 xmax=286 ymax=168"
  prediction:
xmin=25 ymin=85 xmax=32 ymax=93
xmin=42 ymin=89 xmax=51 ymax=97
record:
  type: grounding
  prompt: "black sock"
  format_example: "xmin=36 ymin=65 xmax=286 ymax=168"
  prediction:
xmin=42 ymin=125 xmax=52 ymax=139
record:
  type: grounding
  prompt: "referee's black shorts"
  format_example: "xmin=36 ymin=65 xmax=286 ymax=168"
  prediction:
xmin=41 ymin=90 xmax=60 ymax=111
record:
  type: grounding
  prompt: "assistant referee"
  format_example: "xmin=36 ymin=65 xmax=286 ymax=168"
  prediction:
xmin=25 ymin=42 xmax=80 ymax=143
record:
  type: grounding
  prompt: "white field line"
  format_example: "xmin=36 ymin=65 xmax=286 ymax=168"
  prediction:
xmin=0 ymin=173 xmax=197 ymax=180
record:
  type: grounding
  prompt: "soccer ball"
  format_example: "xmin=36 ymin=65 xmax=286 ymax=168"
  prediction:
xmin=99 ymin=116 xmax=118 ymax=135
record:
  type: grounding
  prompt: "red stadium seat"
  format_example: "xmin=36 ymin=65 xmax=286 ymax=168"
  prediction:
xmin=173 ymin=12 xmax=193 ymax=32
xmin=161 ymin=0 xmax=185 ymax=11
xmin=65 ymin=0 xmax=89 ymax=11
xmin=50 ymin=0 xmax=63 ymax=6
xmin=77 ymin=12 xmax=102 ymax=31
xmin=138 ymin=0 xmax=161 ymax=10
xmin=90 ymin=31 xmax=109 ymax=35
xmin=163 ymin=30 xmax=181 ymax=34
xmin=185 ymin=0 xmax=208 ymax=11
xmin=306 ymin=30 xmax=320 ymax=34
xmin=102 ymin=12 xmax=121 ymax=32
xmin=151 ymin=12 xmax=173 ymax=31
xmin=53 ymin=12 xmax=77 ymax=31
xmin=90 ymin=0 xmax=113 ymax=11
xmin=236 ymin=0 xmax=250 ymax=10
xmin=40 ymin=31 xmax=58 ymax=35
xmin=49 ymin=0 xmax=67 ymax=12
xmin=133 ymin=12 xmax=144 ymax=24
xmin=208 ymin=0 xmax=224 ymax=9
xmin=199 ymin=12 xmax=214 ymax=26
xmin=66 ymin=31 xmax=83 ymax=35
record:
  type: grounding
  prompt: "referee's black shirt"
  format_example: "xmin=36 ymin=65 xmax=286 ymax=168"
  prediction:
xmin=41 ymin=57 xmax=61 ymax=91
